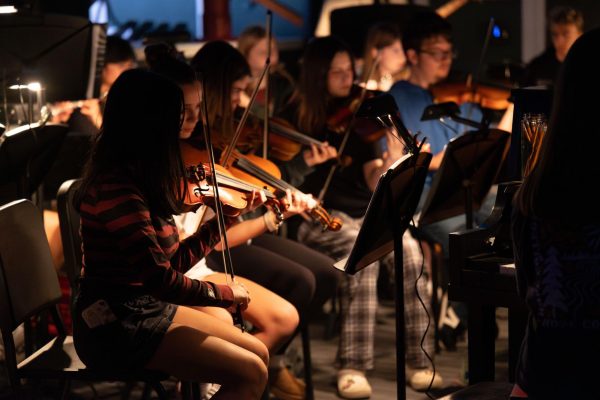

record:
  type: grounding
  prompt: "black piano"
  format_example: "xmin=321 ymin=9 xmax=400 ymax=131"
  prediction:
xmin=448 ymin=181 xmax=527 ymax=384
xmin=447 ymin=85 xmax=553 ymax=384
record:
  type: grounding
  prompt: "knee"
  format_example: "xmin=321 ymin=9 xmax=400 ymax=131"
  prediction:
xmin=270 ymin=301 xmax=300 ymax=339
xmin=232 ymin=351 xmax=268 ymax=397
xmin=249 ymin=335 xmax=270 ymax=367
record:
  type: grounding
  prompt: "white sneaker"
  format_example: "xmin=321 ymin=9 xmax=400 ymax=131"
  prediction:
xmin=407 ymin=368 xmax=443 ymax=392
xmin=337 ymin=369 xmax=372 ymax=399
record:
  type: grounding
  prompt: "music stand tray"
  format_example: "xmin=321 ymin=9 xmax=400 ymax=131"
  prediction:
xmin=418 ymin=128 xmax=510 ymax=229
xmin=0 ymin=122 xmax=68 ymax=205
xmin=337 ymin=151 xmax=431 ymax=400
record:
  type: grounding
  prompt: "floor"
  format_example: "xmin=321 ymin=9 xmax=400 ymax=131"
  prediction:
xmin=0 ymin=301 xmax=511 ymax=399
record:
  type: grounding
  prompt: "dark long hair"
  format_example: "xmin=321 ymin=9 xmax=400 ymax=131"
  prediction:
xmin=145 ymin=42 xmax=196 ymax=86
xmin=190 ymin=40 xmax=251 ymax=144
xmin=514 ymin=27 xmax=600 ymax=222
xmin=76 ymin=68 xmax=187 ymax=216
xmin=296 ymin=36 xmax=355 ymax=134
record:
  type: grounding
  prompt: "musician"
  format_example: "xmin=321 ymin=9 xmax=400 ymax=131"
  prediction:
xmin=279 ymin=36 xmax=442 ymax=397
xmin=237 ymin=25 xmax=296 ymax=118
xmin=521 ymin=6 xmax=584 ymax=88
xmin=147 ymin=45 xmax=308 ymax=397
xmin=510 ymin=27 xmax=600 ymax=399
xmin=44 ymin=35 xmax=138 ymax=272
xmin=360 ymin=22 xmax=407 ymax=92
xmin=72 ymin=68 xmax=268 ymax=399
xmin=190 ymin=40 xmax=343 ymax=400
xmin=387 ymin=11 xmax=485 ymax=350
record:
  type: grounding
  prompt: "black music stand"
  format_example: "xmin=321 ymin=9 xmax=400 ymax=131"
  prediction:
xmin=337 ymin=151 xmax=431 ymax=400
xmin=418 ymin=129 xmax=511 ymax=230
xmin=0 ymin=122 xmax=68 ymax=205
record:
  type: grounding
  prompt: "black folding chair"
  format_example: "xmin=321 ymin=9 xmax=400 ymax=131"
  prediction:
xmin=0 ymin=199 xmax=170 ymax=399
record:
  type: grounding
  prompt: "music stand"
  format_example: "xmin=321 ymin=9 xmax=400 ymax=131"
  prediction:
xmin=337 ymin=151 xmax=431 ymax=400
xmin=418 ymin=128 xmax=510 ymax=229
xmin=0 ymin=122 xmax=68 ymax=205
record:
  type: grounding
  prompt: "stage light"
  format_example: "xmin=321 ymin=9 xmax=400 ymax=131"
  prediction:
xmin=8 ymin=82 xmax=42 ymax=91
xmin=0 ymin=5 xmax=17 ymax=13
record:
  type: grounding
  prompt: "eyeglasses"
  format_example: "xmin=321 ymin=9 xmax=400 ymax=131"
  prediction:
xmin=418 ymin=49 xmax=457 ymax=61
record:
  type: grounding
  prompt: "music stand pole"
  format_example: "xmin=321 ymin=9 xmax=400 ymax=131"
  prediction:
xmin=389 ymin=185 xmax=406 ymax=399
xmin=340 ymin=152 xmax=432 ymax=400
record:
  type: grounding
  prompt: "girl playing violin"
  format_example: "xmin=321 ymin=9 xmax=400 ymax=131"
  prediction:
xmin=360 ymin=22 xmax=408 ymax=92
xmin=278 ymin=36 xmax=442 ymax=397
xmin=146 ymin=42 xmax=305 ymax=397
xmin=72 ymin=68 xmax=268 ymax=399
xmin=237 ymin=25 xmax=295 ymax=118
xmin=188 ymin=40 xmax=344 ymax=400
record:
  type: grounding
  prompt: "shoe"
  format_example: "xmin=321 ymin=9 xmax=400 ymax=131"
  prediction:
xmin=200 ymin=382 xmax=220 ymax=400
xmin=337 ymin=369 xmax=372 ymax=399
xmin=406 ymin=368 xmax=443 ymax=392
xmin=270 ymin=366 xmax=306 ymax=400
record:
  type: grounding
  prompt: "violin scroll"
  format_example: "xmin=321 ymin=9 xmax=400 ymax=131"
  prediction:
xmin=310 ymin=205 xmax=343 ymax=232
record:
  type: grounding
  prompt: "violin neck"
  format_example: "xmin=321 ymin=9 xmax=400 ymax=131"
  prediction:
xmin=236 ymin=157 xmax=294 ymax=193
xmin=270 ymin=119 xmax=324 ymax=147
xmin=213 ymin=170 xmax=276 ymax=199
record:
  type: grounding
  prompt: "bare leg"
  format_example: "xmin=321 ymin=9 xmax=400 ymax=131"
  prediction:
xmin=199 ymin=273 xmax=299 ymax=353
xmin=146 ymin=306 xmax=269 ymax=399
xmin=43 ymin=210 xmax=64 ymax=271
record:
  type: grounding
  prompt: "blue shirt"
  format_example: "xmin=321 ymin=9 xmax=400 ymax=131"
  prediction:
xmin=387 ymin=80 xmax=483 ymax=155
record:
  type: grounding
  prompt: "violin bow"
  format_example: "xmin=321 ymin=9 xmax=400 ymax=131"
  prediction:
xmin=221 ymin=11 xmax=273 ymax=168
xmin=466 ymin=17 xmax=494 ymax=122
xmin=198 ymin=72 xmax=246 ymax=332
xmin=262 ymin=10 xmax=273 ymax=158
xmin=317 ymin=54 xmax=381 ymax=203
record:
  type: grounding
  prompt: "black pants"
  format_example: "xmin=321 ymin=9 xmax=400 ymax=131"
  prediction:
xmin=206 ymin=232 xmax=342 ymax=325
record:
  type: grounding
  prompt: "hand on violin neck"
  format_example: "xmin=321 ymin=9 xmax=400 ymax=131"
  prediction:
xmin=281 ymin=189 xmax=316 ymax=219
xmin=384 ymin=130 xmax=407 ymax=162
xmin=302 ymin=142 xmax=338 ymax=167
xmin=240 ymin=189 xmax=268 ymax=215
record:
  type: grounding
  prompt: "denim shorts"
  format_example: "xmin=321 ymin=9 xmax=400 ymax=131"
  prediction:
xmin=72 ymin=285 xmax=177 ymax=370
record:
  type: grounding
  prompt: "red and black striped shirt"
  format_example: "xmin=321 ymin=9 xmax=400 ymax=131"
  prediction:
xmin=79 ymin=173 xmax=234 ymax=307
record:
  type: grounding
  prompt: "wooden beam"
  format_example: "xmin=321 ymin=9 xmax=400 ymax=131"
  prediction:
xmin=253 ymin=0 xmax=303 ymax=27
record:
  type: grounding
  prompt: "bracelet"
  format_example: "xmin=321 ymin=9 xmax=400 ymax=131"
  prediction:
xmin=263 ymin=210 xmax=282 ymax=232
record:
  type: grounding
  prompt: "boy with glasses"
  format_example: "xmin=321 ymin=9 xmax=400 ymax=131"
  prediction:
xmin=387 ymin=12 xmax=484 ymax=351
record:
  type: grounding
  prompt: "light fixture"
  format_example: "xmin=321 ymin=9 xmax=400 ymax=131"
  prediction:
xmin=8 ymin=82 xmax=42 ymax=91
xmin=0 ymin=5 xmax=17 ymax=13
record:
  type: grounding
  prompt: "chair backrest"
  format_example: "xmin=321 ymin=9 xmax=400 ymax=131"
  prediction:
xmin=0 ymin=199 xmax=63 ymax=333
xmin=56 ymin=179 xmax=82 ymax=291
xmin=0 ymin=199 xmax=64 ymax=387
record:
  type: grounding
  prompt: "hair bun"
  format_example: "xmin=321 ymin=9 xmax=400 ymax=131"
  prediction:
xmin=144 ymin=42 xmax=185 ymax=70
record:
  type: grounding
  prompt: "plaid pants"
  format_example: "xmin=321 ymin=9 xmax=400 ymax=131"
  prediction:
xmin=298 ymin=210 xmax=433 ymax=371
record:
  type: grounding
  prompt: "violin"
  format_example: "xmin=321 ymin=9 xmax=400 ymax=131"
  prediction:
xmin=233 ymin=107 xmax=326 ymax=161
xmin=326 ymin=86 xmax=388 ymax=144
xmin=183 ymin=163 xmax=247 ymax=216
xmin=223 ymin=147 xmax=343 ymax=232
xmin=430 ymin=78 xmax=512 ymax=111
xmin=180 ymin=141 xmax=285 ymax=218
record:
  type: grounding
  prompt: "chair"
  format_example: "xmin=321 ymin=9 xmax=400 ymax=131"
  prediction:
xmin=0 ymin=199 xmax=170 ymax=399
xmin=56 ymin=179 xmax=83 ymax=297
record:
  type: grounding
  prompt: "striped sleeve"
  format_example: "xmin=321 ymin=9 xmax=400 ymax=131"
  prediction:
xmin=82 ymin=183 xmax=233 ymax=307
xmin=169 ymin=217 xmax=238 ymax=274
